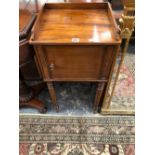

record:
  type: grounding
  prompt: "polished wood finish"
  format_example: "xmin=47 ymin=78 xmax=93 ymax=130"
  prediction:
xmin=30 ymin=3 xmax=121 ymax=112
xmin=30 ymin=3 xmax=121 ymax=44
xmin=36 ymin=45 xmax=116 ymax=81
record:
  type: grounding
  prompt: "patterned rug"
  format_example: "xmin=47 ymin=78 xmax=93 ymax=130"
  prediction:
xmin=109 ymin=53 xmax=135 ymax=111
xmin=19 ymin=115 xmax=135 ymax=155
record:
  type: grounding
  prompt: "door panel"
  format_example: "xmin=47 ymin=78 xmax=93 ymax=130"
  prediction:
xmin=42 ymin=45 xmax=115 ymax=80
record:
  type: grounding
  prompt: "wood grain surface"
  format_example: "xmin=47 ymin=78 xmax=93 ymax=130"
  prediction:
xmin=30 ymin=3 xmax=121 ymax=44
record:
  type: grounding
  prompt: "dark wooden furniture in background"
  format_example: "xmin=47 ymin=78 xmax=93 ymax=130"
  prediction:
xmin=19 ymin=9 xmax=47 ymax=113
xmin=30 ymin=3 xmax=121 ymax=113
xmin=19 ymin=0 xmax=43 ymax=79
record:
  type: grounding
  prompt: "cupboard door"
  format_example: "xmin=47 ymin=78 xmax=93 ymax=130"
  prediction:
xmin=41 ymin=45 xmax=116 ymax=81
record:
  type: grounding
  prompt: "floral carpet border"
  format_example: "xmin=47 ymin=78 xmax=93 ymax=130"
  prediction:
xmin=19 ymin=115 xmax=135 ymax=144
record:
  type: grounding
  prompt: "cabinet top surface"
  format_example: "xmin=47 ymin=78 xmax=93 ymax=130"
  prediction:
xmin=30 ymin=3 xmax=121 ymax=44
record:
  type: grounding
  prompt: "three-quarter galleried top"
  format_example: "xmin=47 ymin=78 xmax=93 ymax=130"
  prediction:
xmin=30 ymin=3 xmax=121 ymax=44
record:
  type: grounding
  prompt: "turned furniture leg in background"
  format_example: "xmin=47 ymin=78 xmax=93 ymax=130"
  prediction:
xmin=19 ymin=70 xmax=47 ymax=113
xmin=47 ymin=82 xmax=59 ymax=112
xmin=93 ymin=82 xmax=105 ymax=113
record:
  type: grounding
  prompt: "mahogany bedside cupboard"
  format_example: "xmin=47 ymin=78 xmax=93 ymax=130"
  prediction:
xmin=29 ymin=3 xmax=121 ymax=113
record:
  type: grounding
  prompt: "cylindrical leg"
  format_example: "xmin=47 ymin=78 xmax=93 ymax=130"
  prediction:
xmin=101 ymin=46 xmax=120 ymax=110
xmin=47 ymin=82 xmax=59 ymax=112
xmin=93 ymin=82 xmax=105 ymax=113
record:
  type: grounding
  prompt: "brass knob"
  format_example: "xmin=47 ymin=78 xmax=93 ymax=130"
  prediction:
xmin=49 ymin=63 xmax=54 ymax=71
